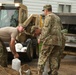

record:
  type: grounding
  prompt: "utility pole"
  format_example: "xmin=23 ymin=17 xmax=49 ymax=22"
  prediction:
xmin=14 ymin=0 xmax=23 ymax=4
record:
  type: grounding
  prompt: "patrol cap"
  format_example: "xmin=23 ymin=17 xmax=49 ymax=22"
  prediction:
xmin=42 ymin=4 xmax=52 ymax=11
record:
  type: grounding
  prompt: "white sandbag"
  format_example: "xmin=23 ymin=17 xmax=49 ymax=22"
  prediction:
xmin=21 ymin=47 xmax=27 ymax=52
xmin=24 ymin=69 xmax=31 ymax=75
xmin=21 ymin=64 xmax=32 ymax=75
xmin=6 ymin=47 xmax=11 ymax=52
xmin=15 ymin=43 xmax=23 ymax=51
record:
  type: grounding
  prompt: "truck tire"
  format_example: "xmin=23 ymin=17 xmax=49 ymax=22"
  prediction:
xmin=35 ymin=43 xmax=39 ymax=58
xmin=32 ymin=38 xmax=39 ymax=58
xmin=25 ymin=39 xmax=33 ymax=61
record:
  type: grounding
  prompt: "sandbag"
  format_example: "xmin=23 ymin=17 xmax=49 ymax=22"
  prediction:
xmin=5 ymin=67 xmax=20 ymax=75
xmin=21 ymin=64 xmax=32 ymax=75
xmin=0 ymin=66 xmax=20 ymax=75
xmin=0 ymin=66 xmax=8 ymax=75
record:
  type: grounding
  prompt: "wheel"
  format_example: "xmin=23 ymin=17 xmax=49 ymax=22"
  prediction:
xmin=32 ymin=38 xmax=39 ymax=58
xmin=26 ymin=39 xmax=33 ymax=61
xmin=35 ymin=43 xmax=39 ymax=58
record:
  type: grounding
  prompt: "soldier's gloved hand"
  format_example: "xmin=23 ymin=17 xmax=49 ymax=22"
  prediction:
xmin=14 ymin=53 xmax=19 ymax=58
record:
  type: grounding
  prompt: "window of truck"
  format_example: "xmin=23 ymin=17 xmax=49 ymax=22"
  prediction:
xmin=0 ymin=9 xmax=19 ymax=27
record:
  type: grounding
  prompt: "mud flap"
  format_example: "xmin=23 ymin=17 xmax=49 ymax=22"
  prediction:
xmin=0 ymin=38 xmax=8 ymax=67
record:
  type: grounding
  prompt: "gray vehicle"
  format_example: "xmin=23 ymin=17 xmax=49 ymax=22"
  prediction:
xmin=56 ymin=13 xmax=76 ymax=56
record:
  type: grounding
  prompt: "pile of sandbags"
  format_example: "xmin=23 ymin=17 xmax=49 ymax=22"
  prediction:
xmin=0 ymin=66 xmax=20 ymax=75
xmin=0 ymin=63 xmax=34 ymax=75
xmin=21 ymin=64 xmax=32 ymax=75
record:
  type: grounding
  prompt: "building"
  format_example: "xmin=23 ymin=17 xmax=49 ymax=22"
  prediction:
xmin=0 ymin=0 xmax=76 ymax=15
xmin=23 ymin=0 xmax=76 ymax=15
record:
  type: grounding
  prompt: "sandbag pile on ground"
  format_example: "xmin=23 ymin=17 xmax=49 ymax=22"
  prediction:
xmin=21 ymin=64 xmax=32 ymax=75
xmin=0 ymin=64 xmax=38 ymax=75
xmin=0 ymin=66 xmax=20 ymax=75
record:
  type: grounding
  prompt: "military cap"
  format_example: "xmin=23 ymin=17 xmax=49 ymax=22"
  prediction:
xmin=42 ymin=4 xmax=52 ymax=11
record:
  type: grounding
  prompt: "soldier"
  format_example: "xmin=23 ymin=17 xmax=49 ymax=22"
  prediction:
xmin=0 ymin=25 xmax=24 ymax=67
xmin=31 ymin=26 xmax=41 ymax=58
xmin=38 ymin=5 xmax=63 ymax=75
xmin=31 ymin=26 xmax=41 ymax=37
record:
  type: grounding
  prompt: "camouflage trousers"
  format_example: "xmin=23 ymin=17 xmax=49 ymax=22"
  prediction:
xmin=38 ymin=45 xmax=62 ymax=75
xmin=0 ymin=38 xmax=8 ymax=67
xmin=59 ymin=34 xmax=66 ymax=62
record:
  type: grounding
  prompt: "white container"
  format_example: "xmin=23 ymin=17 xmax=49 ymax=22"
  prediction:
xmin=12 ymin=58 xmax=21 ymax=72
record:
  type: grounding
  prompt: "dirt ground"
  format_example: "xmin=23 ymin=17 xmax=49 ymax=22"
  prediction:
xmin=8 ymin=55 xmax=76 ymax=75
xmin=27 ymin=55 xmax=76 ymax=75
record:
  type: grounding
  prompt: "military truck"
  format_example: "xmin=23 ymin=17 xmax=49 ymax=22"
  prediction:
xmin=0 ymin=2 xmax=41 ymax=61
xmin=56 ymin=13 xmax=76 ymax=56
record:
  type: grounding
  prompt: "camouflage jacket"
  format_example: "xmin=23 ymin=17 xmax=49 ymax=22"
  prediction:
xmin=39 ymin=13 xmax=62 ymax=46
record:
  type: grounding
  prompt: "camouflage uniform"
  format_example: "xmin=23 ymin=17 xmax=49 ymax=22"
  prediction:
xmin=60 ymin=29 xmax=67 ymax=55
xmin=0 ymin=38 xmax=8 ymax=67
xmin=38 ymin=7 xmax=63 ymax=75
xmin=58 ymin=29 xmax=66 ymax=66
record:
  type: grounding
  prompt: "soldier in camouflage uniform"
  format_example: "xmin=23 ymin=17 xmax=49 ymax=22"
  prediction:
xmin=38 ymin=5 xmax=64 ymax=75
xmin=31 ymin=26 xmax=41 ymax=37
